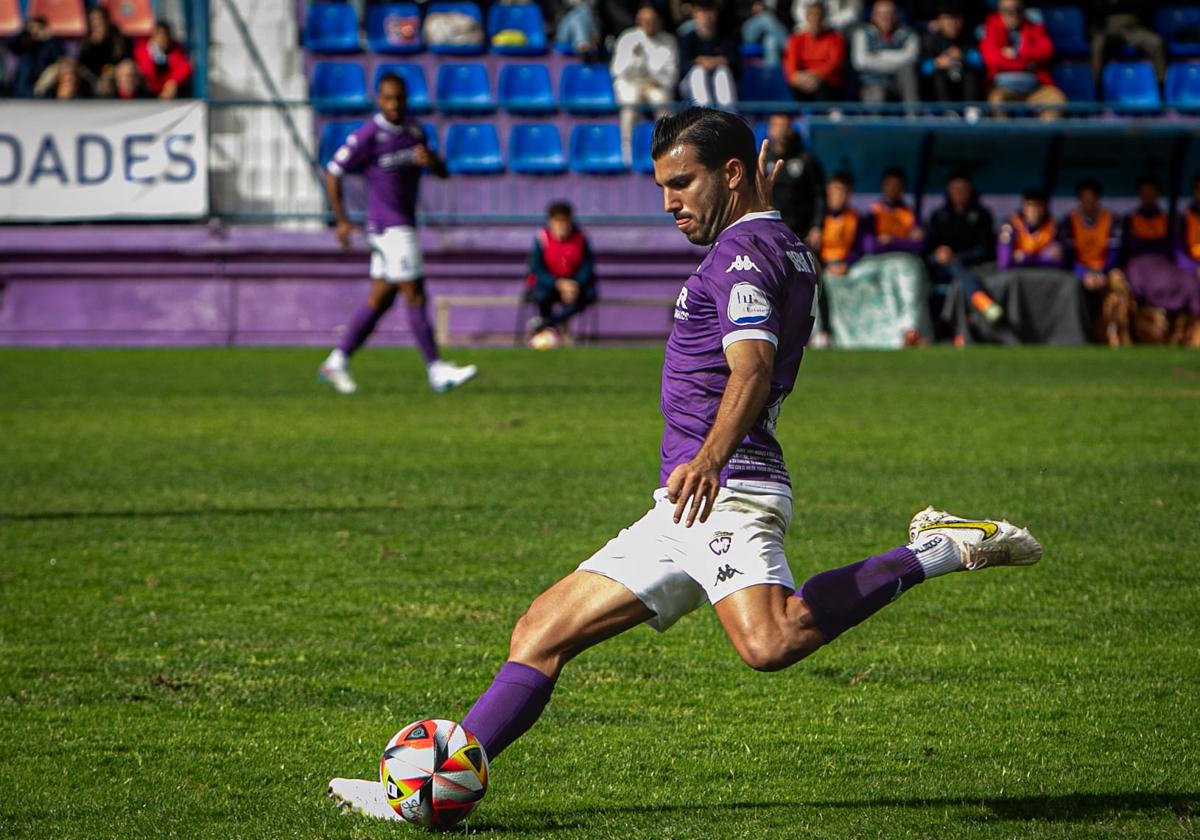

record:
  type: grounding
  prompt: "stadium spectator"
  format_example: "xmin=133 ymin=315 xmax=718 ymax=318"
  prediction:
xmin=34 ymin=56 xmax=95 ymax=100
xmin=926 ymin=172 xmax=1002 ymax=328
xmin=783 ymin=1 xmax=845 ymax=102
xmin=921 ymin=2 xmax=983 ymax=103
xmin=1176 ymin=174 xmax=1200 ymax=281
xmin=851 ymin=0 xmax=919 ymax=105
xmin=818 ymin=171 xmax=861 ymax=273
xmin=997 ymin=189 xmax=1063 ymax=269
xmin=980 ymin=0 xmax=1065 ymax=118
xmin=740 ymin=0 xmax=790 ymax=67
xmin=792 ymin=0 xmax=862 ymax=33
xmin=79 ymin=6 xmax=130 ymax=89
xmin=763 ymin=113 xmax=824 ymax=249
xmin=556 ymin=0 xmax=602 ymax=61
xmin=98 ymin=57 xmax=153 ymax=99
xmin=1122 ymin=176 xmax=1200 ymax=345
xmin=611 ymin=5 xmax=678 ymax=163
xmin=678 ymin=0 xmax=739 ymax=109
xmin=525 ymin=201 xmax=598 ymax=344
xmin=1089 ymin=1 xmax=1165 ymax=82
xmin=6 ymin=17 xmax=63 ymax=99
xmin=133 ymin=22 xmax=193 ymax=99
xmin=1062 ymin=179 xmax=1132 ymax=347
xmin=867 ymin=167 xmax=924 ymax=254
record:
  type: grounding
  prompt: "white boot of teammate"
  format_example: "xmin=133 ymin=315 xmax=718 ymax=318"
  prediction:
xmin=428 ymin=360 xmax=477 ymax=393
xmin=909 ymin=507 xmax=1043 ymax=570
xmin=318 ymin=349 xmax=357 ymax=395
xmin=328 ymin=778 xmax=401 ymax=822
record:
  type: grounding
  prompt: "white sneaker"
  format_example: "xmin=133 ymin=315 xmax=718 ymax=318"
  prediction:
xmin=318 ymin=364 xmax=358 ymax=395
xmin=328 ymin=777 xmax=402 ymax=822
xmin=428 ymin=360 xmax=477 ymax=393
xmin=908 ymin=507 xmax=1043 ymax=571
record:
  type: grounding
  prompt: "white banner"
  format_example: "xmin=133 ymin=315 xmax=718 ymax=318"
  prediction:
xmin=0 ymin=101 xmax=207 ymax=220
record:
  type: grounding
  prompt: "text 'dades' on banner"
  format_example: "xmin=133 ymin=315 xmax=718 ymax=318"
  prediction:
xmin=0 ymin=101 xmax=207 ymax=221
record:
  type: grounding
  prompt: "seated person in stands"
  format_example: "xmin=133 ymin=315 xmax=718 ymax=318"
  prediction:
xmin=741 ymin=0 xmax=790 ymax=68
xmin=868 ymin=167 xmax=924 ymax=254
xmin=98 ymin=57 xmax=152 ymax=99
xmin=979 ymin=0 xmax=1065 ymax=118
xmin=921 ymin=2 xmax=983 ymax=103
xmin=784 ymin=1 xmax=845 ymax=102
xmin=678 ymin=0 xmax=739 ymax=109
xmin=818 ymin=171 xmax=862 ymax=274
xmin=1061 ymin=178 xmax=1132 ymax=347
xmin=611 ymin=5 xmax=678 ymax=163
xmin=851 ymin=0 xmax=920 ymax=105
xmin=997 ymin=188 xmax=1063 ymax=269
xmin=926 ymin=171 xmax=1001 ymax=325
xmin=525 ymin=201 xmax=598 ymax=343
xmin=34 ymin=56 xmax=95 ymax=99
xmin=133 ymin=21 xmax=193 ymax=99
xmin=79 ymin=6 xmax=128 ymax=90
xmin=1122 ymin=176 xmax=1200 ymax=345
xmin=1175 ymin=173 xmax=1200 ymax=279
xmin=764 ymin=113 xmax=825 ymax=250
xmin=7 ymin=16 xmax=63 ymax=98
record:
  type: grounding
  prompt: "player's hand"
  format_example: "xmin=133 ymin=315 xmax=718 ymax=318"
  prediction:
xmin=334 ymin=218 xmax=356 ymax=251
xmin=555 ymin=278 xmax=580 ymax=304
xmin=666 ymin=456 xmax=721 ymax=528
xmin=755 ymin=139 xmax=782 ymax=210
xmin=934 ymin=245 xmax=953 ymax=264
xmin=413 ymin=144 xmax=434 ymax=167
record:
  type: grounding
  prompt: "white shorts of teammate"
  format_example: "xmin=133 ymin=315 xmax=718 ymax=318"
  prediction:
xmin=368 ymin=226 xmax=424 ymax=283
xmin=578 ymin=486 xmax=795 ymax=631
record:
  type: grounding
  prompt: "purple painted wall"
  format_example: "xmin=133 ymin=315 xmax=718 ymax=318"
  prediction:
xmin=0 ymin=225 xmax=703 ymax=347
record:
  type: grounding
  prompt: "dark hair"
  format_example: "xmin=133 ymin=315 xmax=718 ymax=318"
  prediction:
xmin=651 ymin=107 xmax=757 ymax=180
xmin=1022 ymin=187 xmax=1048 ymax=203
xmin=155 ymin=20 xmax=173 ymax=38
xmin=636 ymin=2 xmax=660 ymax=16
xmin=830 ymin=170 xmax=855 ymax=187
xmin=947 ymin=168 xmax=972 ymax=184
xmin=547 ymin=200 xmax=573 ymax=219
xmin=1137 ymin=174 xmax=1161 ymax=190
xmin=882 ymin=166 xmax=906 ymax=184
xmin=377 ymin=72 xmax=407 ymax=93
xmin=1076 ymin=178 xmax=1102 ymax=196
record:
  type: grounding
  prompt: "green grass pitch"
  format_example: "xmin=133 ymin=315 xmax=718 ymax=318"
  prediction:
xmin=1 ymin=346 xmax=1198 ymax=839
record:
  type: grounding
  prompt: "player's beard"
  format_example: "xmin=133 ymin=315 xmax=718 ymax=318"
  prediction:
xmin=677 ymin=179 xmax=730 ymax=246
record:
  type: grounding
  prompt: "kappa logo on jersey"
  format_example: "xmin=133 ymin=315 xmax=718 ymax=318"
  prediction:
xmin=727 ymin=282 xmax=772 ymax=325
xmin=726 ymin=255 xmax=761 ymax=273
xmin=787 ymin=249 xmax=817 ymax=274
xmin=708 ymin=531 xmax=733 ymax=555
xmin=714 ymin=564 xmax=743 ymax=585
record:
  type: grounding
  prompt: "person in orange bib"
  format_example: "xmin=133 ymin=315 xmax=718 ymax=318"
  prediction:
xmin=1061 ymin=179 xmax=1132 ymax=347
xmin=997 ymin=188 xmax=1063 ymax=270
xmin=814 ymin=171 xmax=862 ymax=346
xmin=1175 ymin=173 xmax=1200 ymax=278
xmin=867 ymin=167 xmax=925 ymax=255
xmin=1122 ymin=176 xmax=1200 ymax=345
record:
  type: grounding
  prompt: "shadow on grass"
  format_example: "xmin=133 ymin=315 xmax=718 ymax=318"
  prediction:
xmin=469 ymin=792 xmax=1197 ymax=833
xmin=0 ymin=505 xmax=410 ymax=522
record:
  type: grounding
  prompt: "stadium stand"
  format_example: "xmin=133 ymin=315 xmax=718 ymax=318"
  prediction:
xmin=1103 ymin=60 xmax=1163 ymax=113
xmin=1051 ymin=61 xmax=1096 ymax=104
xmin=631 ymin=121 xmax=656 ymax=175
xmin=1166 ymin=61 xmax=1200 ymax=114
xmin=303 ymin=2 xmax=361 ymax=55
xmin=1156 ymin=7 xmax=1200 ymax=58
xmin=425 ymin=0 xmax=485 ymax=56
xmin=1039 ymin=5 xmax=1088 ymax=60
xmin=436 ymin=62 xmax=494 ymax=113
xmin=569 ymin=123 xmax=625 ymax=174
xmin=311 ymin=60 xmax=370 ymax=113
xmin=509 ymin=122 xmax=567 ymax=174
xmin=444 ymin=122 xmax=503 ymax=174
xmin=498 ymin=63 xmax=555 ymax=114
xmin=558 ymin=63 xmax=617 ymax=114
xmin=100 ymin=0 xmax=154 ymax=37
xmin=374 ymin=62 xmax=432 ymax=112
xmin=0 ymin=0 xmax=21 ymax=38
xmin=738 ymin=64 xmax=792 ymax=109
xmin=485 ymin=2 xmax=546 ymax=56
xmin=27 ymin=0 xmax=84 ymax=38
xmin=366 ymin=2 xmax=424 ymax=55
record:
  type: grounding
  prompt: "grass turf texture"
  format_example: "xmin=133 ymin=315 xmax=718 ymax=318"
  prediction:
xmin=1 ymin=346 xmax=1198 ymax=839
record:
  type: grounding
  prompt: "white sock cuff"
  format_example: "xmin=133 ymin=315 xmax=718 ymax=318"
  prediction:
xmin=907 ymin=533 xmax=963 ymax=579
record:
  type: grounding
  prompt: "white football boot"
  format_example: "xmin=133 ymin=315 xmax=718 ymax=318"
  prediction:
xmin=908 ymin=507 xmax=1043 ymax=571
xmin=318 ymin=364 xmax=358 ymax=395
xmin=428 ymin=360 xmax=477 ymax=393
xmin=328 ymin=778 xmax=402 ymax=822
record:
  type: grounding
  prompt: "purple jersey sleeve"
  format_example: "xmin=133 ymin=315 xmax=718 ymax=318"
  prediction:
xmin=327 ymin=123 xmax=373 ymax=176
xmin=701 ymin=236 xmax=787 ymax=351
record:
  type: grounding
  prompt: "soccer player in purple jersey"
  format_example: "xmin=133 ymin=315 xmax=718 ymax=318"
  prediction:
xmin=329 ymin=107 xmax=1043 ymax=817
xmin=318 ymin=74 xmax=477 ymax=395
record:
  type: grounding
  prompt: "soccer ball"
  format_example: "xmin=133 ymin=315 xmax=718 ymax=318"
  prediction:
xmin=380 ymin=719 xmax=489 ymax=829
xmin=528 ymin=327 xmax=562 ymax=350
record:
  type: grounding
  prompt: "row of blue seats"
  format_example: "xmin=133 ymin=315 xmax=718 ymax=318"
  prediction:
xmin=1038 ymin=5 xmax=1200 ymax=60
xmin=305 ymin=1 xmax=551 ymax=56
xmin=318 ymin=119 xmax=661 ymax=176
xmin=1054 ymin=60 xmax=1200 ymax=112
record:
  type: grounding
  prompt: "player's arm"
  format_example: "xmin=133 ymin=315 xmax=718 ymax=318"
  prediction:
xmin=414 ymin=145 xmax=448 ymax=179
xmin=324 ymin=170 xmax=355 ymax=250
xmin=667 ymin=339 xmax=775 ymax=527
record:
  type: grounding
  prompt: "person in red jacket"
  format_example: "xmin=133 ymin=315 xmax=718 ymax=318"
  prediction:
xmin=525 ymin=201 xmax=598 ymax=345
xmin=133 ymin=21 xmax=192 ymax=99
xmin=783 ymin=1 xmax=846 ymax=101
xmin=979 ymin=0 xmax=1065 ymax=118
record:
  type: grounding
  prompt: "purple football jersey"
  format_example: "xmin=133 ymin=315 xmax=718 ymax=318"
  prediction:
xmin=326 ymin=113 xmax=426 ymax=233
xmin=659 ymin=211 xmax=819 ymax=492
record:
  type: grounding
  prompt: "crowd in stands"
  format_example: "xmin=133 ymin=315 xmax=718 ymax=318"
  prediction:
xmin=0 ymin=7 xmax=192 ymax=100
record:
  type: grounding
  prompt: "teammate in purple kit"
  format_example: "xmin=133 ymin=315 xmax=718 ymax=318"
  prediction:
xmin=318 ymin=74 xmax=477 ymax=395
xmin=329 ymin=108 xmax=1043 ymax=818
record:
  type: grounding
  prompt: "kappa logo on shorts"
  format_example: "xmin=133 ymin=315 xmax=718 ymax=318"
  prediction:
xmin=714 ymin=564 xmax=743 ymax=585
xmin=708 ymin=531 xmax=733 ymax=555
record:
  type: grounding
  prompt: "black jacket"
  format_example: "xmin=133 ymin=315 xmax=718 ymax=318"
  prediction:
xmin=766 ymin=135 xmax=825 ymax=238
xmin=927 ymin=199 xmax=996 ymax=266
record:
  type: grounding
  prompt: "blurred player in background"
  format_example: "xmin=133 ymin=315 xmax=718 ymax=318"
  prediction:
xmin=318 ymin=74 xmax=477 ymax=394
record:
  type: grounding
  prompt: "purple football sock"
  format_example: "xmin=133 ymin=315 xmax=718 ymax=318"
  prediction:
xmin=462 ymin=661 xmax=555 ymax=761
xmin=338 ymin=304 xmax=386 ymax=357
xmin=406 ymin=300 xmax=440 ymax=365
xmin=798 ymin=547 xmax=926 ymax=642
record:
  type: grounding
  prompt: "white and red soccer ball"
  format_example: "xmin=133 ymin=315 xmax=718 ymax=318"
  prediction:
xmin=380 ymin=719 xmax=489 ymax=829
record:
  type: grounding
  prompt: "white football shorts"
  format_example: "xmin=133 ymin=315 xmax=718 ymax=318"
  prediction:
xmin=578 ymin=486 xmax=795 ymax=632
xmin=368 ymin=226 xmax=424 ymax=283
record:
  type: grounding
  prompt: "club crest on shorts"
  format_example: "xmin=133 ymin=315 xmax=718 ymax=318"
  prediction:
xmin=727 ymin=283 xmax=772 ymax=325
xmin=709 ymin=531 xmax=733 ymax=555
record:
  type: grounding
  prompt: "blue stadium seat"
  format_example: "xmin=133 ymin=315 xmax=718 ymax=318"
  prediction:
xmin=486 ymin=2 xmax=547 ymax=55
xmin=1166 ymin=61 xmax=1200 ymax=112
xmin=1051 ymin=61 xmax=1096 ymax=102
xmin=559 ymin=64 xmax=617 ymax=114
xmin=426 ymin=1 xmax=485 ymax=55
xmin=569 ymin=123 xmax=626 ymax=174
xmin=436 ymin=62 xmax=495 ymax=114
xmin=1155 ymin=7 xmax=1200 ymax=58
xmin=318 ymin=119 xmax=360 ymax=167
xmin=366 ymin=3 xmax=424 ymax=54
xmin=374 ymin=63 xmax=432 ymax=113
xmin=304 ymin=2 xmax=361 ymax=54
xmin=421 ymin=122 xmax=440 ymax=156
xmin=509 ymin=123 xmax=567 ymax=174
xmin=738 ymin=65 xmax=792 ymax=107
xmin=498 ymin=63 xmax=555 ymax=114
xmin=1040 ymin=6 xmax=1088 ymax=59
xmin=631 ymin=121 xmax=655 ymax=174
xmin=445 ymin=123 xmax=504 ymax=174
xmin=1103 ymin=60 xmax=1162 ymax=112
xmin=311 ymin=61 xmax=371 ymax=114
